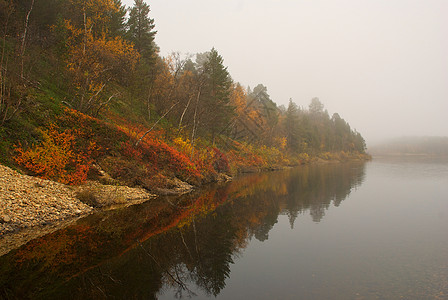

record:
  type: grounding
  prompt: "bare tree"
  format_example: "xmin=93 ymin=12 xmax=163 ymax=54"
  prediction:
xmin=21 ymin=0 xmax=35 ymax=79
xmin=1 ymin=0 xmax=34 ymax=125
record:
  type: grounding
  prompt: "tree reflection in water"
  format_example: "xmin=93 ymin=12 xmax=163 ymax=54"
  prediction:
xmin=0 ymin=162 xmax=366 ymax=299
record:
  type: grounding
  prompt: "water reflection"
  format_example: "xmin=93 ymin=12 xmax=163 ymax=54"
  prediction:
xmin=0 ymin=162 xmax=366 ymax=299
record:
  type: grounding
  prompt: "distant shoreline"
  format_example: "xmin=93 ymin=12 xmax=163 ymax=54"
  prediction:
xmin=371 ymin=153 xmax=448 ymax=157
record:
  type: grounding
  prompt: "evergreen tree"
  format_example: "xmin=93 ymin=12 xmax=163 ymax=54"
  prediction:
xmin=252 ymin=84 xmax=278 ymax=129
xmin=285 ymin=99 xmax=300 ymax=152
xmin=309 ymin=97 xmax=324 ymax=115
xmin=200 ymin=48 xmax=233 ymax=139
xmin=126 ymin=0 xmax=157 ymax=61
xmin=332 ymin=113 xmax=350 ymax=151
xmin=353 ymin=131 xmax=367 ymax=153
xmin=108 ymin=0 xmax=127 ymax=38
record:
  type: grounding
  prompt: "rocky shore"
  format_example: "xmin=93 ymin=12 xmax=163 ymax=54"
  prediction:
xmin=0 ymin=164 xmax=155 ymax=255
xmin=0 ymin=165 xmax=92 ymax=234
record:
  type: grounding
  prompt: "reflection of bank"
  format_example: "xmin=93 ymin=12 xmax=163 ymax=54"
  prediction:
xmin=280 ymin=162 xmax=366 ymax=223
xmin=224 ymin=161 xmax=366 ymax=226
xmin=158 ymin=161 xmax=367 ymax=298
xmin=0 ymin=162 xmax=366 ymax=299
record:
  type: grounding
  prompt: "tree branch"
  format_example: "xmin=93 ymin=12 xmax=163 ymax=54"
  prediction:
xmin=135 ymin=101 xmax=178 ymax=146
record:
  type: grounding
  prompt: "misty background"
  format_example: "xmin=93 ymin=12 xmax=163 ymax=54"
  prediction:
xmin=123 ymin=0 xmax=448 ymax=146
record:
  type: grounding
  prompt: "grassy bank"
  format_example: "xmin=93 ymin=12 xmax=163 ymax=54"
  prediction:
xmin=1 ymin=106 xmax=369 ymax=198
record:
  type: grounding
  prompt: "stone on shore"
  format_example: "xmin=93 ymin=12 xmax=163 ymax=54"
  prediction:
xmin=0 ymin=164 xmax=93 ymax=236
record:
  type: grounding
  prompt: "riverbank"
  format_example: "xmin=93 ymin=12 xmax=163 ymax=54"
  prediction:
xmin=0 ymin=164 xmax=159 ymax=255
xmin=0 ymin=152 xmax=370 ymax=256
xmin=0 ymin=164 xmax=91 ymax=235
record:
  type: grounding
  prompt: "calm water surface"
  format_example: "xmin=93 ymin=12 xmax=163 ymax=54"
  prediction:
xmin=1 ymin=158 xmax=447 ymax=299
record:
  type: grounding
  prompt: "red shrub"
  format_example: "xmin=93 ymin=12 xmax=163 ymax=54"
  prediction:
xmin=14 ymin=124 xmax=98 ymax=185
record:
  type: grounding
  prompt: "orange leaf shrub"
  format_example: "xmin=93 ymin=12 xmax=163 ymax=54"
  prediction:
xmin=138 ymin=138 xmax=201 ymax=183
xmin=172 ymin=137 xmax=231 ymax=179
xmin=14 ymin=124 xmax=98 ymax=185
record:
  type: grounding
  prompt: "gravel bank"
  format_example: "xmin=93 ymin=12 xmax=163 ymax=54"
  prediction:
xmin=0 ymin=164 xmax=160 ymax=255
xmin=0 ymin=165 xmax=92 ymax=254
xmin=0 ymin=165 xmax=92 ymax=235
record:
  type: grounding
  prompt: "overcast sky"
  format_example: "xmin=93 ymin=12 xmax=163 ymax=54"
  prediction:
xmin=123 ymin=0 xmax=447 ymax=146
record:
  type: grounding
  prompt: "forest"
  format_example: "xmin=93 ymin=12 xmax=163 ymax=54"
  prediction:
xmin=0 ymin=0 xmax=369 ymax=190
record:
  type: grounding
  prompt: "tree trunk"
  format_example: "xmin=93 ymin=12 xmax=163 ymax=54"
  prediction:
xmin=190 ymin=86 xmax=202 ymax=158
xmin=177 ymin=94 xmax=193 ymax=132
xmin=21 ymin=0 xmax=35 ymax=79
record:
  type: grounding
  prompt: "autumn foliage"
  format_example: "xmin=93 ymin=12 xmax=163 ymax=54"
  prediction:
xmin=14 ymin=124 xmax=98 ymax=185
xmin=1 ymin=0 xmax=369 ymax=191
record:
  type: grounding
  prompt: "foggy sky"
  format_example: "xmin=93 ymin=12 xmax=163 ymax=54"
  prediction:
xmin=123 ymin=0 xmax=448 ymax=146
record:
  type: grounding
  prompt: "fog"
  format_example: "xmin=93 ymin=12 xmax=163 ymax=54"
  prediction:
xmin=123 ymin=0 xmax=448 ymax=146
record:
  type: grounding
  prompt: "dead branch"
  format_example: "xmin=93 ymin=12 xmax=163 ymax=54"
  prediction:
xmin=135 ymin=101 xmax=178 ymax=146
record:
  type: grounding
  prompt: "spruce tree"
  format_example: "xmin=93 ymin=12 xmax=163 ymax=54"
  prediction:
xmin=200 ymin=48 xmax=233 ymax=139
xmin=286 ymin=99 xmax=300 ymax=152
xmin=126 ymin=0 xmax=157 ymax=61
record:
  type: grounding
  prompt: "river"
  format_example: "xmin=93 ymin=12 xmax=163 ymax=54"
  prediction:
xmin=1 ymin=158 xmax=447 ymax=299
